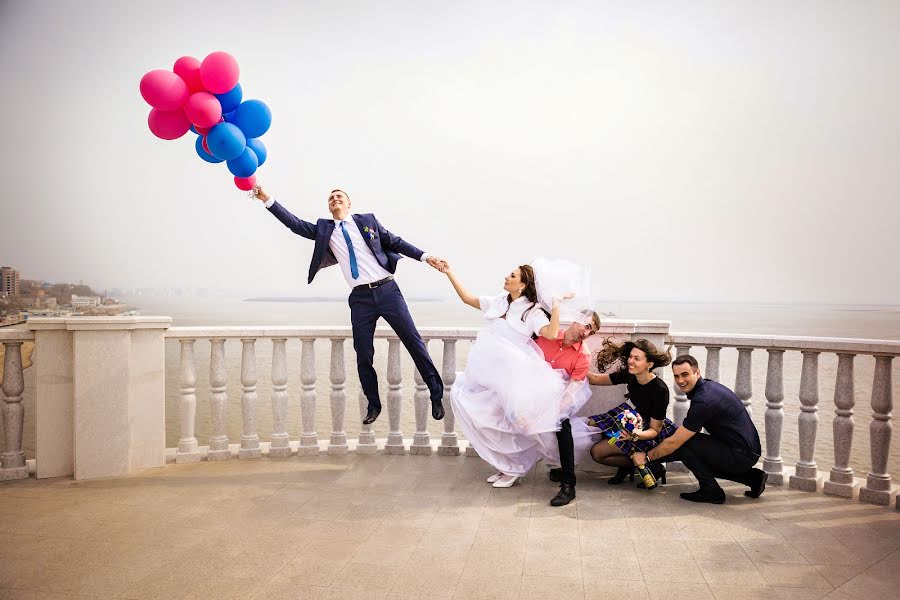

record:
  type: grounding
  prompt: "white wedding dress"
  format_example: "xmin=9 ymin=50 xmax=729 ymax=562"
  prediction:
xmin=452 ymin=260 xmax=594 ymax=477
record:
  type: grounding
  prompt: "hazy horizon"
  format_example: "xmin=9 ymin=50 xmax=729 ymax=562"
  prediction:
xmin=1 ymin=0 xmax=899 ymax=305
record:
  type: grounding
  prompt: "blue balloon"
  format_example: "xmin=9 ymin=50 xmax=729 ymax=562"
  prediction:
xmin=215 ymin=83 xmax=243 ymax=114
xmin=195 ymin=136 xmax=223 ymax=163
xmin=246 ymin=138 xmax=267 ymax=167
xmin=223 ymin=110 xmax=236 ymax=122
xmin=190 ymin=125 xmax=200 ymax=135
xmin=232 ymin=99 xmax=272 ymax=138
xmin=227 ymin=147 xmax=258 ymax=178
xmin=206 ymin=122 xmax=246 ymax=161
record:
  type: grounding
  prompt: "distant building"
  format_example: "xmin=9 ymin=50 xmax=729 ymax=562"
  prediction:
xmin=71 ymin=294 xmax=102 ymax=310
xmin=1 ymin=267 xmax=20 ymax=296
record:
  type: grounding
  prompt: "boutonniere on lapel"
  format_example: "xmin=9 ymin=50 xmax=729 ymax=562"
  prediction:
xmin=362 ymin=226 xmax=376 ymax=242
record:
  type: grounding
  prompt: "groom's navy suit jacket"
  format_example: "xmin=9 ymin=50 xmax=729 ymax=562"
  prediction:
xmin=267 ymin=201 xmax=426 ymax=285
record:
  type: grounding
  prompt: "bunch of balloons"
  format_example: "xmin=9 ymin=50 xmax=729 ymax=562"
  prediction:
xmin=139 ymin=51 xmax=271 ymax=191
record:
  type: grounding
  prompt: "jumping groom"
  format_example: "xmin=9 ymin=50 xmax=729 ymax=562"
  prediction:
xmin=254 ymin=186 xmax=446 ymax=425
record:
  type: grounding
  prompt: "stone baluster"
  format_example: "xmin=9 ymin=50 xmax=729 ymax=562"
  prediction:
xmin=735 ymin=347 xmax=753 ymax=414
xmin=824 ymin=353 xmax=858 ymax=497
xmin=410 ymin=338 xmax=433 ymax=455
xmin=672 ymin=344 xmax=692 ymax=425
xmin=239 ymin=339 xmax=261 ymax=459
xmin=268 ymin=338 xmax=291 ymax=458
xmin=859 ymin=355 xmax=894 ymax=505
xmin=328 ymin=338 xmax=348 ymax=455
xmin=357 ymin=389 xmax=377 ymax=454
xmin=207 ymin=338 xmax=230 ymax=461
xmin=176 ymin=339 xmax=200 ymax=463
xmin=763 ymin=349 xmax=785 ymax=484
xmin=438 ymin=339 xmax=460 ymax=456
xmin=705 ymin=346 xmax=722 ymax=382
xmin=384 ymin=338 xmax=406 ymax=455
xmin=1 ymin=341 xmax=28 ymax=480
xmin=790 ymin=351 xmax=821 ymax=491
xmin=297 ymin=338 xmax=319 ymax=456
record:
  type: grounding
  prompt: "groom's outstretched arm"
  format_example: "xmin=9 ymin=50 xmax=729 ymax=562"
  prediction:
xmin=255 ymin=186 xmax=316 ymax=240
xmin=373 ymin=217 xmax=426 ymax=260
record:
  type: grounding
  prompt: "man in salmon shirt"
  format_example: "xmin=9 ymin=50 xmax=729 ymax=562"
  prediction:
xmin=535 ymin=312 xmax=601 ymax=506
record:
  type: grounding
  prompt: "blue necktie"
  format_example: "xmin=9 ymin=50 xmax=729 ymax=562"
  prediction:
xmin=340 ymin=222 xmax=360 ymax=279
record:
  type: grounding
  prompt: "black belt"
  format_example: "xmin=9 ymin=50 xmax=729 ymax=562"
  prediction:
xmin=353 ymin=275 xmax=394 ymax=291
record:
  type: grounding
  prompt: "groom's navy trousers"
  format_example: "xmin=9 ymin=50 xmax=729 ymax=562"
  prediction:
xmin=349 ymin=279 xmax=443 ymax=409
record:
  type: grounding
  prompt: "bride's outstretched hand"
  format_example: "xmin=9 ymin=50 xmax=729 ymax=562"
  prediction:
xmin=552 ymin=292 xmax=575 ymax=308
xmin=439 ymin=260 xmax=452 ymax=275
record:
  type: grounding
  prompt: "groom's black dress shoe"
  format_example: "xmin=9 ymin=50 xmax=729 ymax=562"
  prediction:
xmin=431 ymin=399 xmax=445 ymax=420
xmin=550 ymin=484 xmax=576 ymax=506
xmin=362 ymin=407 xmax=381 ymax=425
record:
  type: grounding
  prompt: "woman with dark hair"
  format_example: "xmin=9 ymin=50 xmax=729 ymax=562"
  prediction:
xmin=442 ymin=262 xmax=593 ymax=488
xmin=574 ymin=338 xmax=676 ymax=489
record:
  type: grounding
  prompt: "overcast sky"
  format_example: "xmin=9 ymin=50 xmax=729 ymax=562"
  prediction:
xmin=1 ymin=0 xmax=898 ymax=304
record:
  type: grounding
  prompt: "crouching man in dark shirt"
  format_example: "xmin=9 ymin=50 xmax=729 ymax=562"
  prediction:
xmin=634 ymin=354 xmax=768 ymax=504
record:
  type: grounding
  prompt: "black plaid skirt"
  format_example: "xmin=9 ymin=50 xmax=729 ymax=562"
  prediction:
xmin=587 ymin=402 xmax=678 ymax=456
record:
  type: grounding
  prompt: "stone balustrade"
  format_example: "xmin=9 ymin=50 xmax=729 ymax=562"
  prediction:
xmin=2 ymin=319 xmax=897 ymax=511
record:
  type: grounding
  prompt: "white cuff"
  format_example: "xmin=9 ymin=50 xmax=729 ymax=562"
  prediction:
xmin=263 ymin=197 xmax=275 ymax=209
xmin=420 ymin=253 xmax=430 ymax=262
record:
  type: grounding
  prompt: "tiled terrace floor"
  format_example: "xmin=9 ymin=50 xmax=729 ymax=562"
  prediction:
xmin=0 ymin=454 xmax=898 ymax=599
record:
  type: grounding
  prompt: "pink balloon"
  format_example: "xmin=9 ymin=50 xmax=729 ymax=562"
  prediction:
xmin=147 ymin=108 xmax=191 ymax=140
xmin=173 ymin=56 xmax=204 ymax=93
xmin=234 ymin=175 xmax=257 ymax=191
xmin=139 ymin=69 xmax=189 ymax=110
xmin=200 ymin=51 xmax=240 ymax=94
xmin=184 ymin=92 xmax=222 ymax=128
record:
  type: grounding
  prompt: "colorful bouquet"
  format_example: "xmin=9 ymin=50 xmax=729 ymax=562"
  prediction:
xmin=606 ymin=409 xmax=643 ymax=446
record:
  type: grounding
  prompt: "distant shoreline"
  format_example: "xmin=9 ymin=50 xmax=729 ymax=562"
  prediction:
xmin=244 ymin=297 xmax=445 ymax=303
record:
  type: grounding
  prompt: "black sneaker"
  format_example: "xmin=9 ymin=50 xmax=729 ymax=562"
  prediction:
xmin=680 ymin=489 xmax=726 ymax=504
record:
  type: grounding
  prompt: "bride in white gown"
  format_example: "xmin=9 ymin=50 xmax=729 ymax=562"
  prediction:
xmin=442 ymin=259 xmax=594 ymax=488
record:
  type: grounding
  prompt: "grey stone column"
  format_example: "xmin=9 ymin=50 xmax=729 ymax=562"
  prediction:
xmin=207 ymin=338 xmax=230 ymax=461
xmin=356 ymin=390 xmax=377 ymax=454
xmin=327 ymin=338 xmax=348 ymax=455
xmin=410 ymin=339 xmax=433 ymax=455
xmin=239 ymin=339 xmax=261 ymax=459
xmin=1 ymin=341 xmax=28 ymax=480
xmin=824 ymin=353 xmax=858 ymax=497
xmin=297 ymin=338 xmax=319 ymax=456
xmin=763 ymin=349 xmax=785 ymax=484
xmin=438 ymin=339 xmax=460 ymax=456
xmin=384 ymin=338 xmax=406 ymax=455
xmin=705 ymin=346 xmax=721 ymax=383
xmin=735 ymin=347 xmax=753 ymax=414
xmin=268 ymin=338 xmax=291 ymax=458
xmin=859 ymin=355 xmax=894 ymax=505
xmin=790 ymin=351 xmax=821 ymax=491
xmin=672 ymin=344 xmax=692 ymax=425
xmin=176 ymin=339 xmax=200 ymax=463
